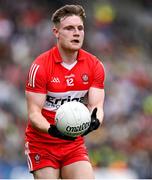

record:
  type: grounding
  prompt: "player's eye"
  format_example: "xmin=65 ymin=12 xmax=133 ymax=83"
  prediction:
xmin=78 ymin=25 xmax=84 ymax=31
xmin=64 ymin=26 xmax=75 ymax=31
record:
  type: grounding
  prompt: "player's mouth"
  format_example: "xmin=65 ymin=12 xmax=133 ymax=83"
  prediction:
xmin=71 ymin=39 xmax=80 ymax=44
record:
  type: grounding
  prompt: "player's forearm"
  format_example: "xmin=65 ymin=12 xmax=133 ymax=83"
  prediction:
xmin=29 ymin=111 xmax=50 ymax=133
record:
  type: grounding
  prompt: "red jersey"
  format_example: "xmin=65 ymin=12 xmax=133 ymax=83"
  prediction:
xmin=25 ymin=46 xmax=105 ymax=143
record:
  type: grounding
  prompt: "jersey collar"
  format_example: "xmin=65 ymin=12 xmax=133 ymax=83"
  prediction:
xmin=52 ymin=46 xmax=85 ymax=63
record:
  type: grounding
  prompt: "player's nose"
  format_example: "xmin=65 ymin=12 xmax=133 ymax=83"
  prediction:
xmin=73 ymin=28 xmax=80 ymax=35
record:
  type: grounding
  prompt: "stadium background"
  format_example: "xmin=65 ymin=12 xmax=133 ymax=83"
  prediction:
xmin=0 ymin=0 xmax=152 ymax=178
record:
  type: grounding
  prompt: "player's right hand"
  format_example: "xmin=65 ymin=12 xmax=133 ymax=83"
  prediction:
xmin=48 ymin=125 xmax=76 ymax=140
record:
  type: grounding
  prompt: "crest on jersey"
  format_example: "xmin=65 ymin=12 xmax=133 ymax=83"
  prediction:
xmin=81 ymin=74 xmax=89 ymax=84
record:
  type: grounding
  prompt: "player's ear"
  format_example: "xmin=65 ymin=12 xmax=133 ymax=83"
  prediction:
xmin=52 ymin=26 xmax=59 ymax=38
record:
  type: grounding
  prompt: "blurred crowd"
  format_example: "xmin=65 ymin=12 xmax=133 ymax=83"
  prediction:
xmin=0 ymin=0 xmax=152 ymax=178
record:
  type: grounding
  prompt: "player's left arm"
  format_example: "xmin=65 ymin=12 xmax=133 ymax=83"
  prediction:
xmin=82 ymin=59 xmax=105 ymax=136
xmin=82 ymin=87 xmax=105 ymax=136
xmin=88 ymin=87 xmax=105 ymax=124
xmin=88 ymin=59 xmax=105 ymax=125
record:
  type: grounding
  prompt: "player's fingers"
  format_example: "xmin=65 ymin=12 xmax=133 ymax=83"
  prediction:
xmin=91 ymin=107 xmax=97 ymax=118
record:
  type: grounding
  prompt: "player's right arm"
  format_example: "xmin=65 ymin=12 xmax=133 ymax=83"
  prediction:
xmin=25 ymin=91 xmax=50 ymax=133
xmin=26 ymin=91 xmax=76 ymax=140
xmin=25 ymin=57 xmax=76 ymax=140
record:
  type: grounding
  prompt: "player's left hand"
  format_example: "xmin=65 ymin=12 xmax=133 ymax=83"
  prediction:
xmin=82 ymin=107 xmax=100 ymax=136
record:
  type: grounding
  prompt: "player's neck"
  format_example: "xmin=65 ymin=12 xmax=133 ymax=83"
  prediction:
xmin=58 ymin=45 xmax=78 ymax=64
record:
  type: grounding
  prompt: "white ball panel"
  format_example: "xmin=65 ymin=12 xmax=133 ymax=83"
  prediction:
xmin=55 ymin=101 xmax=91 ymax=137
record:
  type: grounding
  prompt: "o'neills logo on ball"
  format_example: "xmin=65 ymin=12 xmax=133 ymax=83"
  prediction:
xmin=66 ymin=122 xmax=90 ymax=133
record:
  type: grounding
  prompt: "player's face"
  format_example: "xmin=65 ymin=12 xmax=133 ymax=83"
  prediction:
xmin=54 ymin=15 xmax=84 ymax=51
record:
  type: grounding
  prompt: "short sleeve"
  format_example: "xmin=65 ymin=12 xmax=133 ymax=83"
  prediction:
xmin=91 ymin=58 xmax=105 ymax=89
xmin=25 ymin=56 xmax=47 ymax=93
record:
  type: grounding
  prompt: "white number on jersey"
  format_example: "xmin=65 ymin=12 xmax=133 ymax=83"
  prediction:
xmin=66 ymin=78 xmax=74 ymax=86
